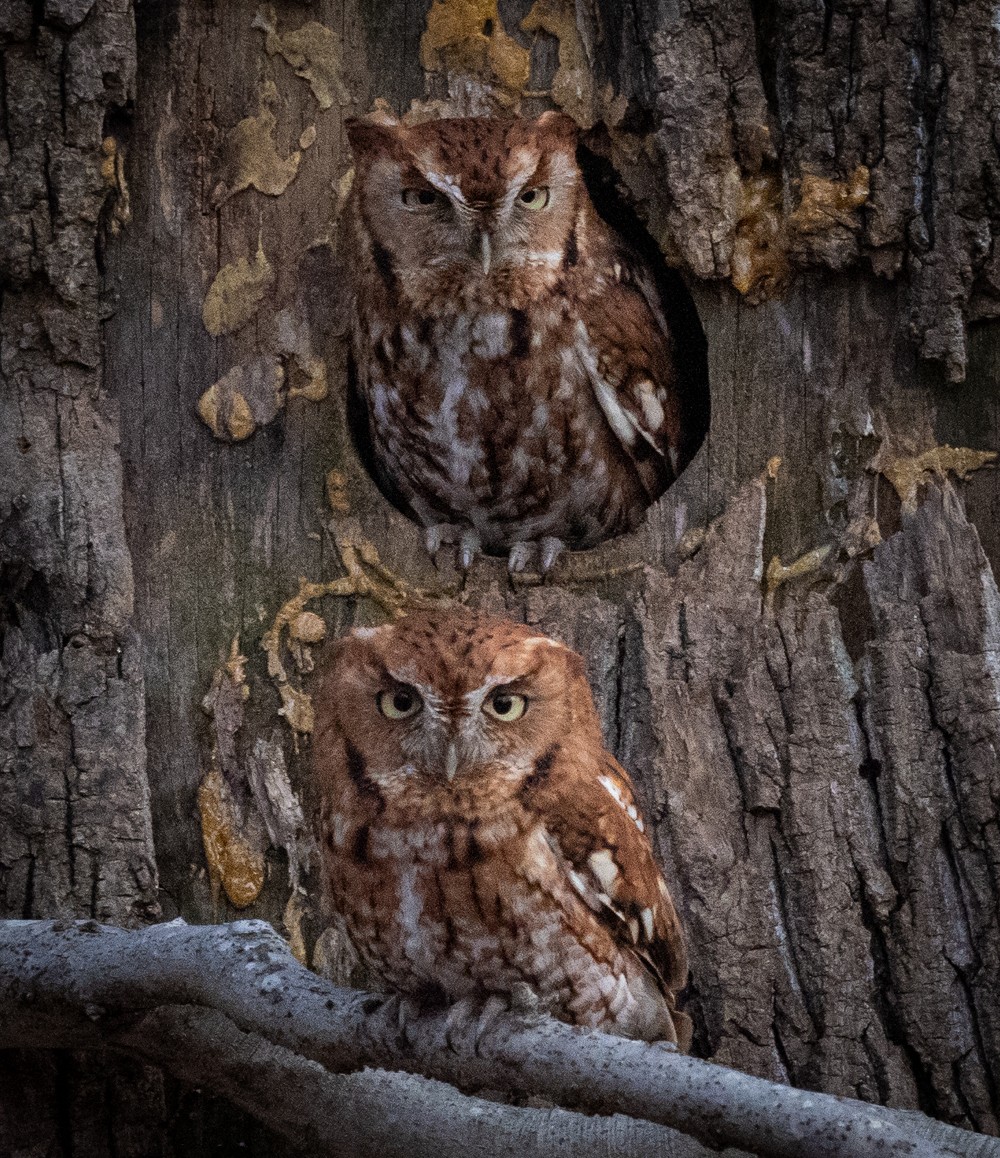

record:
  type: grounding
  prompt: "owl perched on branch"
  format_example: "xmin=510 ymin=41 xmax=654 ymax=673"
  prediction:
xmin=314 ymin=610 xmax=690 ymax=1046
xmin=345 ymin=113 xmax=688 ymax=573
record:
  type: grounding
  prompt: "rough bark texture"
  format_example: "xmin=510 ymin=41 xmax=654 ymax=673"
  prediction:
xmin=2 ymin=0 xmax=1000 ymax=1152
xmin=8 ymin=919 xmax=998 ymax=1158
xmin=0 ymin=2 xmax=168 ymax=1155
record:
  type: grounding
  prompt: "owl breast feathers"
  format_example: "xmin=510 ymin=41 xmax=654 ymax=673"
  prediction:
xmin=314 ymin=609 xmax=690 ymax=1047
xmin=346 ymin=112 xmax=685 ymax=572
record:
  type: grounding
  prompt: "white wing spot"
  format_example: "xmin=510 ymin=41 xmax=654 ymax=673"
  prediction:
xmin=641 ymin=907 xmax=655 ymax=942
xmin=567 ymin=868 xmax=591 ymax=901
xmin=636 ymin=380 xmax=665 ymax=432
xmin=599 ymin=774 xmax=646 ymax=834
xmin=598 ymin=774 xmax=625 ymax=808
xmin=589 ymin=849 xmax=619 ymax=895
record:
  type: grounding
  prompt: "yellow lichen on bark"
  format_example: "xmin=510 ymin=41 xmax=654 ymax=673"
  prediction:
xmin=325 ymin=469 xmax=351 ymax=514
xmin=730 ymin=168 xmax=869 ymax=299
xmin=254 ymin=6 xmax=349 ymax=110
xmin=521 ymin=0 xmax=625 ymax=129
xmin=283 ymin=892 xmax=309 ymax=964
xmin=730 ymin=176 xmax=790 ymax=301
xmin=877 ymin=444 xmax=997 ymax=513
xmin=203 ymin=239 xmax=274 ymax=336
xmin=789 ymin=166 xmax=870 ymax=234
xmin=287 ymin=353 xmax=328 ymax=401
xmin=766 ymin=545 xmax=835 ymax=592
xmin=213 ymin=82 xmax=302 ymax=202
xmin=196 ymin=358 xmax=285 ymax=441
xmin=420 ymin=0 xmax=531 ymax=95
xmin=100 ymin=135 xmax=131 ymax=233
xmin=197 ymin=767 xmax=267 ymax=909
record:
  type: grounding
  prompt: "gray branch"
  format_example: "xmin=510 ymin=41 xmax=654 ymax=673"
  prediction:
xmin=111 ymin=1004 xmax=710 ymax=1158
xmin=1 ymin=919 xmax=996 ymax=1158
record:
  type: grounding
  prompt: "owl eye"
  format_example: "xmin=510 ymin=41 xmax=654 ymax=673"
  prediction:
xmin=483 ymin=689 xmax=528 ymax=722
xmin=518 ymin=187 xmax=550 ymax=211
xmin=377 ymin=687 xmax=423 ymax=720
xmin=402 ymin=188 xmax=442 ymax=209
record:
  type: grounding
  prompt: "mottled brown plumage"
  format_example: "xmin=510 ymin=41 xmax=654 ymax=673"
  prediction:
xmin=314 ymin=609 xmax=690 ymax=1046
xmin=345 ymin=113 xmax=683 ymax=572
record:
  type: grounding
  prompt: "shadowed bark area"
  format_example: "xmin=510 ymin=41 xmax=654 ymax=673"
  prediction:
xmin=2 ymin=0 xmax=1000 ymax=1152
xmin=624 ymin=476 xmax=1000 ymax=1126
xmin=0 ymin=2 xmax=169 ymax=1154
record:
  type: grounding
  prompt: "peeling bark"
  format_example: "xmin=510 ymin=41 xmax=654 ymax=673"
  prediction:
xmin=632 ymin=0 xmax=1000 ymax=380
xmin=3 ymin=0 xmax=1000 ymax=1152
xmin=605 ymin=474 xmax=999 ymax=1131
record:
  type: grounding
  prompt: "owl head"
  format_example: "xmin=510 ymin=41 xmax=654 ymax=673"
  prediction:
xmin=315 ymin=610 xmax=602 ymax=809
xmin=346 ymin=113 xmax=582 ymax=289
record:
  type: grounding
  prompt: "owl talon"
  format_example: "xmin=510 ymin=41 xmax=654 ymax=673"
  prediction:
xmin=507 ymin=542 xmax=533 ymax=573
xmin=509 ymin=981 xmax=540 ymax=1015
xmin=425 ymin=523 xmax=460 ymax=563
xmin=458 ymin=530 xmax=481 ymax=573
xmin=473 ymin=994 xmax=511 ymax=1051
xmin=539 ymin=537 xmax=564 ymax=574
xmin=425 ymin=525 xmax=446 ymax=557
xmin=442 ymin=996 xmax=481 ymax=1053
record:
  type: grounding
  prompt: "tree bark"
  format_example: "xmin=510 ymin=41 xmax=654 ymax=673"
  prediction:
xmin=0 ymin=2 xmax=170 ymax=1154
xmin=2 ymin=0 xmax=1000 ymax=1152
xmin=8 ymin=918 xmax=999 ymax=1158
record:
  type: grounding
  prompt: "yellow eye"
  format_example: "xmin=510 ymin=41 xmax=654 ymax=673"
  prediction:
xmin=483 ymin=689 xmax=527 ymax=722
xmin=519 ymin=186 xmax=550 ymax=210
xmin=402 ymin=188 xmax=442 ymax=209
xmin=377 ymin=687 xmax=422 ymax=720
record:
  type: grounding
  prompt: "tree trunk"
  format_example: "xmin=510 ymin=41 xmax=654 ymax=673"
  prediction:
xmin=2 ymin=0 xmax=999 ymax=1152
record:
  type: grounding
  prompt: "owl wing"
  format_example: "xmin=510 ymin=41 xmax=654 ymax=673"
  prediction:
xmin=536 ymin=753 xmax=689 ymax=1008
xmin=577 ymin=254 xmax=684 ymax=495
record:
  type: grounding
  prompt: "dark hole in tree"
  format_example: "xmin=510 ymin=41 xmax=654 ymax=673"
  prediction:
xmin=346 ymin=127 xmax=711 ymax=555
xmin=576 ymin=137 xmax=710 ymax=475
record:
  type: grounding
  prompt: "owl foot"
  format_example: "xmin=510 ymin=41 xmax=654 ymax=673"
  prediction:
xmin=506 ymin=537 xmax=565 ymax=576
xmin=425 ymin=524 xmax=482 ymax=573
xmin=442 ymin=994 xmax=516 ymax=1055
xmin=509 ymin=981 xmax=541 ymax=1014
xmin=374 ymin=992 xmax=428 ymax=1045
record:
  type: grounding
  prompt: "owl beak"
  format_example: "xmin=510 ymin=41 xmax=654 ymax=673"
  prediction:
xmin=443 ymin=741 xmax=460 ymax=782
xmin=476 ymin=230 xmax=492 ymax=275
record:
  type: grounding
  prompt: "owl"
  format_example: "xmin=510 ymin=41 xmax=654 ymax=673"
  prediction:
xmin=313 ymin=609 xmax=691 ymax=1047
xmin=345 ymin=112 xmax=686 ymax=573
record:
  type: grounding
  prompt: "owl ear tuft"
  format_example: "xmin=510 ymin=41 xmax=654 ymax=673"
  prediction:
xmin=534 ymin=111 xmax=579 ymax=146
xmin=346 ymin=118 xmax=404 ymax=159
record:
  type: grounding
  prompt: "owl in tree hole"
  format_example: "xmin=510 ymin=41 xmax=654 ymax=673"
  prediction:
xmin=345 ymin=112 xmax=686 ymax=573
xmin=314 ymin=609 xmax=690 ymax=1046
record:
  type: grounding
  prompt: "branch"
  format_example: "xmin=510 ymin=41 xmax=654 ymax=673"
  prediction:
xmin=1 ymin=920 xmax=995 ymax=1158
xmin=110 ymin=1005 xmax=710 ymax=1158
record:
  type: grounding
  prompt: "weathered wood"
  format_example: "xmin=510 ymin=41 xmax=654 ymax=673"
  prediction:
xmin=4 ymin=0 xmax=1000 ymax=1150
xmin=0 ymin=2 xmax=170 ymax=1154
